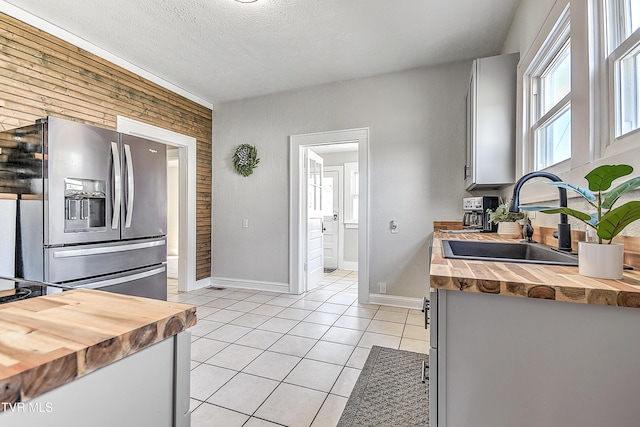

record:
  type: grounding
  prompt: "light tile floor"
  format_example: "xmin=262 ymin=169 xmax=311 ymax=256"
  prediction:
xmin=167 ymin=271 xmax=430 ymax=427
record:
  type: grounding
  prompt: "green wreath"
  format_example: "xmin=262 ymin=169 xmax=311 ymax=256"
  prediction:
xmin=232 ymin=144 xmax=260 ymax=177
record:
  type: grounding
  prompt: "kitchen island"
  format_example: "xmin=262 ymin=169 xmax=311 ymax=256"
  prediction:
xmin=0 ymin=288 xmax=196 ymax=427
xmin=429 ymin=231 xmax=640 ymax=427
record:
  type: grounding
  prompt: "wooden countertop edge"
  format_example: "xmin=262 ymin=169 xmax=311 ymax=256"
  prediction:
xmin=430 ymin=272 xmax=633 ymax=307
xmin=0 ymin=290 xmax=197 ymax=407
xmin=430 ymin=232 xmax=640 ymax=309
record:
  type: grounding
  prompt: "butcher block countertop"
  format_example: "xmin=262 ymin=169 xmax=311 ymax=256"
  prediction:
xmin=430 ymin=231 xmax=640 ymax=308
xmin=0 ymin=289 xmax=197 ymax=408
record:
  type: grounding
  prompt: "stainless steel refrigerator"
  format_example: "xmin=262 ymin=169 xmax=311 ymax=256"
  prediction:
xmin=1 ymin=116 xmax=167 ymax=300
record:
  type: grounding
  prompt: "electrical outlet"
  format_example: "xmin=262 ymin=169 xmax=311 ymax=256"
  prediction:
xmin=379 ymin=282 xmax=387 ymax=294
xmin=529 ymin=211 xmax=536 ymax=219
xmin=390 ymin=220 xmax=399 ymax=234
xmin=242 ymin=219 xmax=249 ymax=228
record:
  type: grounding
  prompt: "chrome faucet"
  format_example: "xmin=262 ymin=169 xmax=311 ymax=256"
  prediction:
xmin=509 ymin=171 xmax=572 ymax=252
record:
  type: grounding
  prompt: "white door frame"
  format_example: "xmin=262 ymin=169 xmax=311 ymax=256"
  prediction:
xmin=117 ymin=116 xmax=198 ymax=292
xmin=289 ymin=128 xmax=370 ymax=303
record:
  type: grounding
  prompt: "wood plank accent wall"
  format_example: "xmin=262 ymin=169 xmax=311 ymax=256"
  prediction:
xmin=535 ymin=226 xmax=640 ymax=269
xmin=0 ymin=13 xmax=212 ymax=280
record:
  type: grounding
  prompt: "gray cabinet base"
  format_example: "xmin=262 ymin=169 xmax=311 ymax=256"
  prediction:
xmin=436 ymin=290 xmax=640 ymax=427
xmin=1 ymin=331 xmax=191 ymax=427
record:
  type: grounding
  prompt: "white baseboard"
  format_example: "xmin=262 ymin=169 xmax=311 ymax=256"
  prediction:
xmin=209 ymin=277 xmax=290 ymax=294
xmin=369 ymin=293 xmax=424 ymax=310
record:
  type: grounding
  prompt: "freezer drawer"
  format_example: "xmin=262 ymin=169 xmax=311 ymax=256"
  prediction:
xmin=67 ymin=264 xmax=167 ymax=300
xmin=45 ymin=237 xmax=166 ymax=283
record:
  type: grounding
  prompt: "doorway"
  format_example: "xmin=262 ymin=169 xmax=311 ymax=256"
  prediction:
xmin=116 ymin=116 xmax=197 ymax=293
xmin=289 ymin=128 xmax=369 ymax=303
xmin=312 ymin=144 xmax=360 ymax=275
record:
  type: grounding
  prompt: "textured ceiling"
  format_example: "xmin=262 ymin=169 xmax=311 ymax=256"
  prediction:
xmin=2 ymin=0 xmax=522 ymax=104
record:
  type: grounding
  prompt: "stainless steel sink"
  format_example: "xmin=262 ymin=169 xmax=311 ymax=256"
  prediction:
xmin=442 ymin=239 xmax=578 ymax=266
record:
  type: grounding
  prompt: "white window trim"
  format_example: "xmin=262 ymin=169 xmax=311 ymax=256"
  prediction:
xmin=344 ymin=161 xmax=359 ymax=227
xmin=514 ymin=0 xmax=600 ymax=204
xmin=522 ymin=2 xmax=572 ymax=175
xmin=604 ymin=20 xmax=640 ymax=156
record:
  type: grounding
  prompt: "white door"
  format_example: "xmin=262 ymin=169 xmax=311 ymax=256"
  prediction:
xmin=307 ymin=149 xmax=324 ymax=290
xmin=322 ymin=170 xmax=339 ymax=270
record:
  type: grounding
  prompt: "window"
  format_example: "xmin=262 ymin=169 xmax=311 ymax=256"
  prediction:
xmin=606 ymin=0 xmax=640 ymax=138
xmin=344 ymin=162 xmax=358 ymax=226
xmin=518 ymin=1 xmax=640 ymax=186
xmin=526 ymin=9 xmax=571 ymax=171
xmin=307 ymin=149 xmax=323 ymax=217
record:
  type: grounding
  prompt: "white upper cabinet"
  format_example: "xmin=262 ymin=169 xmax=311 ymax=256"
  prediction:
xmin=465 ymin=53 xmax=519 ymax=190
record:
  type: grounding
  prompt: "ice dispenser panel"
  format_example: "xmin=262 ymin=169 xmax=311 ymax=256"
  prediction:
xmin=64 ymin=178 xmax=106 ymax=232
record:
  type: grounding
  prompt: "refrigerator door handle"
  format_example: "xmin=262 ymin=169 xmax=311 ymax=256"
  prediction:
xmin=53 ymin=239 xmax=165 ymax=258
xmin=111 ymin=141 xmax=121 ymax=230
xmin=124 ymin=144 xmax=135 ymax=229
xmin=71 ymin=266 xmax=166 ymax=289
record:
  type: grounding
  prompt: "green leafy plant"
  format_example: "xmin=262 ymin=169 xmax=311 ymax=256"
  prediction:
xmin=233 ymin=144 xmax=260 ymax=177
xmin=487 ymin=200 xmax=525 ymax=224
xmin=520 ymin=164 xmax=640 ymax=244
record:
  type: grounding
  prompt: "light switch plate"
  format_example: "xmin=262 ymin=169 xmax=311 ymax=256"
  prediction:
xmin=242 ymin=219 xmax=249 ymax=228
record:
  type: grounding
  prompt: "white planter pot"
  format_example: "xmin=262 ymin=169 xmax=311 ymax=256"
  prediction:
xmin=578 ymin=242 xmax=624 ymax=280
xmin=497 ymin=222 xmax=521 ymax=239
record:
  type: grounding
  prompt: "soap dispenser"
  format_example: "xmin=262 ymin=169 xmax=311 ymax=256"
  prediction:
xmin=522 ymin=217 xmax=535 ymax=243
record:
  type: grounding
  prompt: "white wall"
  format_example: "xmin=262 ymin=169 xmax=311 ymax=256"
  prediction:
xmin=501 ymin=0 xmax=557 ymax=57
xmin=321 ymin=151 xmax=358 ymax=166
xmin=343 ymin=228 xmax=358 ymax=264
xmin=212 ymin=62 xmax=471 ymax=298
